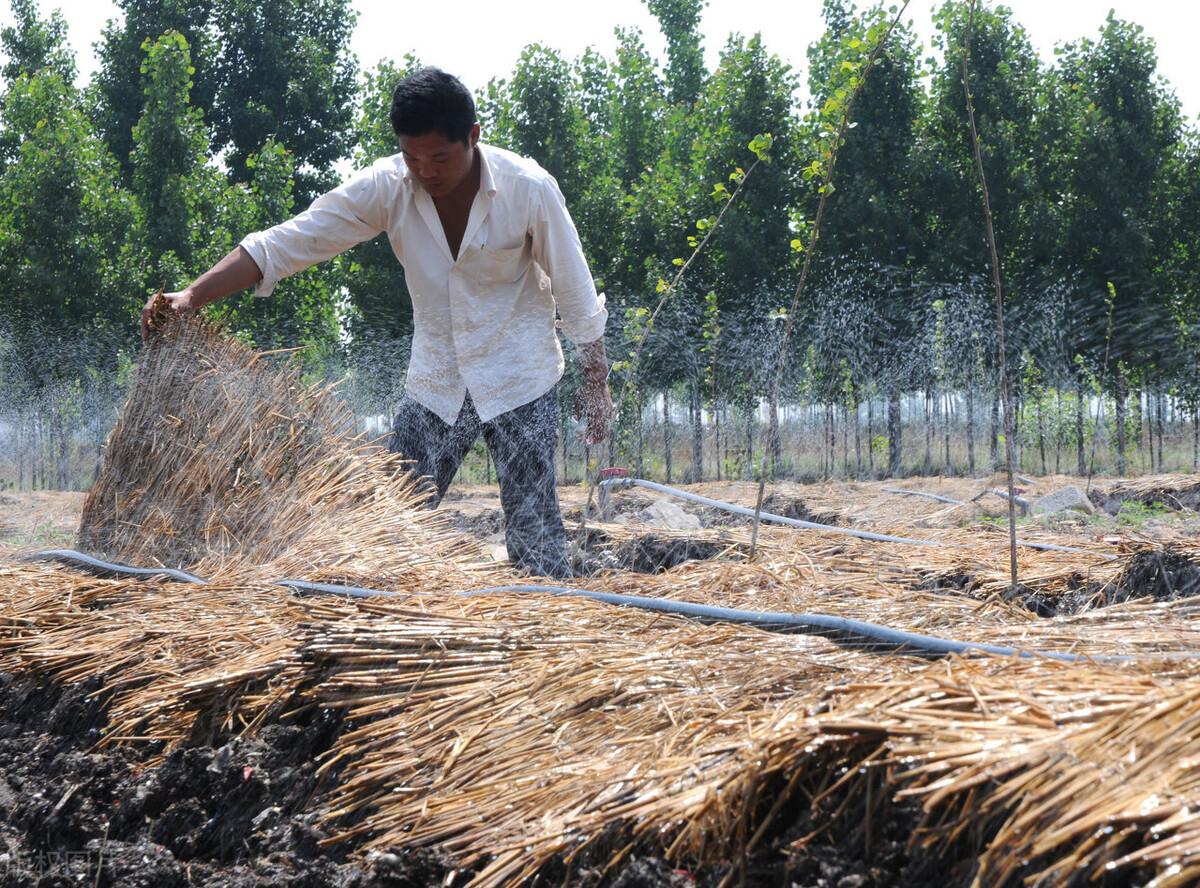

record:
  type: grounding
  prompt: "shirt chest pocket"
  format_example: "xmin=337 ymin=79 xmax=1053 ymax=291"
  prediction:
xmin=468 ymin=244 xmax=526 ymax=284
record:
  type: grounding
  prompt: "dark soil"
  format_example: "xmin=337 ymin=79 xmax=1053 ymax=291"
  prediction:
xmin=570 ymin=528 xmax=731 ymax=575
xmin=917 ymin=570 xmax=1072 ymax=616
xmin=551 ymin=761 xmax=952 ymax=888
xmin=697 ymin=493 xmax=842 ymax=529
xmin=918 ymin=547 xmax=1200 ymax=618
xmin=2 ymin=663 xmax=1141 ymax=887
xmin=526 ymin=764 xmax=939 ymax=888
xmin=0 ymin=670 xmax=942 ymax=888
xmin=1108 ymin=547 xmax=1200 ymax=604
xmin=562 ymin=492 xmax=659 ymax=526
xmin=604 ymin=535 xmax=726 ymax=574
xmin=1089 ymin=484 xmax=1200 ymax=515
xmin=448 ymin=509 xmax=504 ymax=538
xmin=0 ymin=671 xmax=451 ymax=887
xmin=759 ymin=494 xmax=842 ymax=527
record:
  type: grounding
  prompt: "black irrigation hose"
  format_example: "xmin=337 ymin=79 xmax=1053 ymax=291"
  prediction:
xmin=602 ymin=478 xmax=1118 ymax=561
xmin=459 ymin=585 xmax=1121 ymax=663
xmin=26 ymin=548 xmax=1163 ymax=664
xmin=275 ymin=578 xmax=397 ymax=600
xmin=28 ymin=548 xmax=209 ymax=584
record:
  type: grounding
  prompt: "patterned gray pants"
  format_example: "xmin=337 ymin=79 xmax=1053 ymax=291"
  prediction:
xmin=388 ymin=386 xmax=571 ymax=578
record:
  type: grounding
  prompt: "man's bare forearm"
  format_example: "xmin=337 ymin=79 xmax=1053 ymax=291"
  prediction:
xmin=578 ymin=337 xmax=608 ymax=380
xmin=187 ymin=246 xmax=263 ymax=309
xmin=141 ymin=246 xmax=265 ymax=341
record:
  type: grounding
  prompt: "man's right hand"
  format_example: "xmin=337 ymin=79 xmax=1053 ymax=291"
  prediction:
xmin=139 ymin=246 xmax=265 ymax=343
xmin=140 ymin=289 xmax=196 ymax=343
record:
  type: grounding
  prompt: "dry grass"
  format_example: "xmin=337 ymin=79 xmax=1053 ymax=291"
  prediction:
xmin=3 ymin=316 xmax=1200 ymax=885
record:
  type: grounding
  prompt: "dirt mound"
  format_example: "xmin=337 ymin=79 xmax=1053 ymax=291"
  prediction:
xmin=1090 ymin=476 xmax=1200 ymax=515
xmin=691 ymin=492 xmax=842 ymax=528
xmin=571 ymin=528 xmax=732 ymax=575
xmin=759 ymin=492 xmax=842 ymax=526
xmin=605 ymin=535 xmax=725 ymax=574
xmin=0 ymin=672 xmax=932 ymax=888
xmin=0 ymin=672 xmax=427 ymax=887
xmin=919 ymin=546 xmax=1200 ymax=618
xmin=1109 ymin=547 xmax=1200 ymax=605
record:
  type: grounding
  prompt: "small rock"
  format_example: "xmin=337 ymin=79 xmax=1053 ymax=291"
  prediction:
xmin=1033 ymin=485 xmax=1096 ymax=517
xmin=251 ymin=805 xmax=281 ymax=830
xmin=637 ymin=499 xmax=703 ymax=531
xmin=207 ymin=743 xmax=234 ymax=775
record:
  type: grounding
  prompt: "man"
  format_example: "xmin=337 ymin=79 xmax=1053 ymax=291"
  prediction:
xmin=142 ymin=67 xmax=611 ymax=579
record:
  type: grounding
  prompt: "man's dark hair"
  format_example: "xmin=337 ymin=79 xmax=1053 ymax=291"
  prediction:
xmin=389 ymin=68 xmax=477 ymax=144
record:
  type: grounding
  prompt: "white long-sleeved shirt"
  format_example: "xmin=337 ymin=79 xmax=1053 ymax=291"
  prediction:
xmin=239 ymin=144 xmax=608 ymax=424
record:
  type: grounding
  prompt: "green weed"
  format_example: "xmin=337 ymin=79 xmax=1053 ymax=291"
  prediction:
xmin=1114 ymin=500 xmax=1171 ymax=528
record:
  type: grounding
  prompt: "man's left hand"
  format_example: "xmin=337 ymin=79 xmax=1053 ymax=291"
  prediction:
xmin=574 ymin=371 xmax=612 ymax=445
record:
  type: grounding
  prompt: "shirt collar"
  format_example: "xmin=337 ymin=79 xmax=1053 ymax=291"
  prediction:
xmin=477 ymin=143 xmax=498 ymax=197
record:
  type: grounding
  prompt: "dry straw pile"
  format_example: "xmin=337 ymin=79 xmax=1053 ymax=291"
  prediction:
xmin=4 ymin=316 xmax=1200 ymax=886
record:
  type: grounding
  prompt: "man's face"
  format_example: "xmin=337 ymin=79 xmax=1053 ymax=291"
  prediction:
xmin=399 ymin=123 xmax=480 ymax=198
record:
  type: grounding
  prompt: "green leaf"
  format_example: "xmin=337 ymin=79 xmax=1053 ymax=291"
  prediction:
xmin=747 ymin=132 xmax=773 ymax=161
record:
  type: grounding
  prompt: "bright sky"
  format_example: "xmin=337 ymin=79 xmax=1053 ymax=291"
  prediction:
xmin=2 ymin=0 xmax=1198 ymax=122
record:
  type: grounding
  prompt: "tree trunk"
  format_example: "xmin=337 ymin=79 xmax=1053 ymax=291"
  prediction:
xmin=1115 ymin=369 xmax=1128 ymax=476
xmin=745 ymin=407 xmax=754 ymax=480
xmin=635 ymin=395 xmax=644 ymax=478
xmin=887 ymin=385 xmax=902 ymax=477
xmin=767 ymin=389 xmax=781 ymax=478
xmin=16 ymin=413 xmax=25 ymax=491
xmin=1141 ymin=387 xmax=1152 ymax=473
xmin=966 ymin=383 xmax=976 ymax=475
xmin=1194 ymin=403 xmax=1199 ymax=471
xmin=1012 ymin=390 xmax=1022 ymax=473
xmin=825 ymin=402 xmax=835 ymax=479
xmin=715 ymin=407 xmax=722 ymax=482
xmin=33 ymin=411 xmax=43 ymax=490
xmin=663 ymin=390 xmax=672 ymax=484
xmin=867 ymin=396 xmax=875 ymax=474
xmin=923 ymin=390 xmax=932 ymax=476
xmin=841 ymin=403 xmax=849 ymax=476
xmin=1075 ymin=379 xmax=1086 ymax=475
xmin=58 ymin=406 xmax=70 ymax=489
xmin=854 ymin=397 xmax=863 ymax=478
xmin=1155 ymin=390 xmax=1165 ymax=472
xmin=990 ymin=394 xmax=999 ymax=471
xmin=1054 ymin=389 xmax=1062 ymax=475
xmin=690 ymin=383 xmax=703 ymax=482
xmin=1037 ymin=393 xmax=1047 ymax=476
xmin=942 ymin=392 xmax=952 ymax=476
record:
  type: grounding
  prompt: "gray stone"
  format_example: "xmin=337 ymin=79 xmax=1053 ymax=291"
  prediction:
xmin=1033 ymin=485 xmax=1096 ymax=517
xmin=638 ymin=498 xmax=703 ymax=531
